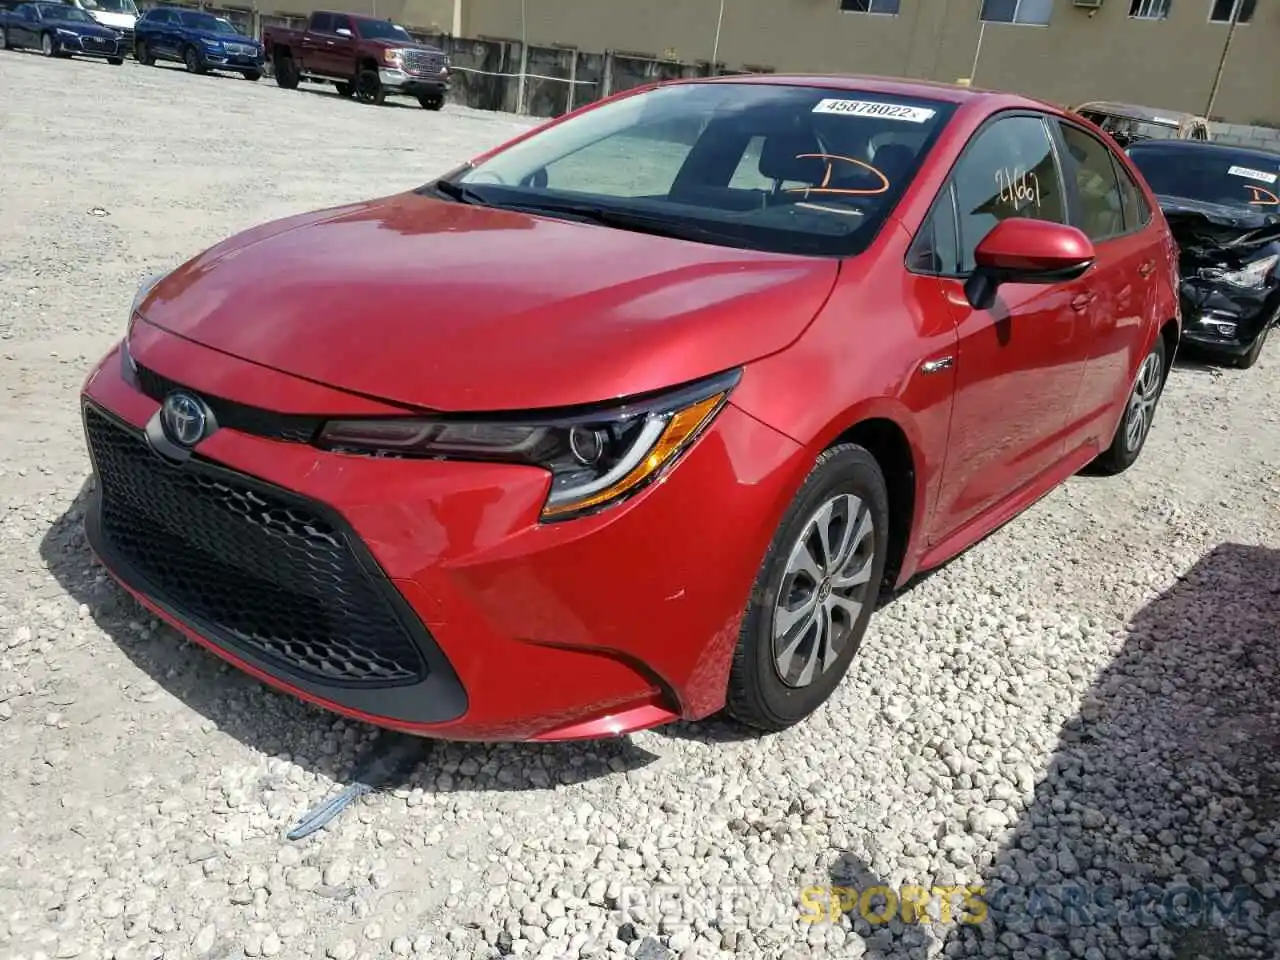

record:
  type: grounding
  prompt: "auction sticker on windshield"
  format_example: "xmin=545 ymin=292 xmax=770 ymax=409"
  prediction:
xmin=1227 ymin=165 xmax=1278 ymax=185
xmin=812 ymin=100 xmax=937 ymax=123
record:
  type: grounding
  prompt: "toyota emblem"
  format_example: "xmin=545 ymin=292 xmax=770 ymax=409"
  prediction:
xmin=160 ymin=391 xmax=207 ymax=447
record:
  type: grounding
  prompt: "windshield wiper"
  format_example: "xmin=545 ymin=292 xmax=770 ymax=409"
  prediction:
xmin=430 ymin=179 xmax=488 ymax=206
xmin=496 ymin=199 xmax=754 ymax=247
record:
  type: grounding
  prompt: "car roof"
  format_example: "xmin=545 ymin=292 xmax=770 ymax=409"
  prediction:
xmin=684 ymin=73 xmax=1063 ymax=111
xmin=1126 ymin=139 xmax=1280 ymax=161
xmin=1074 ymin=101 xmax=1202 ymax=124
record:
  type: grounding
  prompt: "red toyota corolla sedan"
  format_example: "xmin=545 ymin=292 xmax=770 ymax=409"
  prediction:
xmin=79 ymin=76 xmax=1180 ymax=742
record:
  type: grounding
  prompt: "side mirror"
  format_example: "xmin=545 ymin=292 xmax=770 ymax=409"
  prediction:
xmin=334 ymin=27 xmax=351 ymax=36
xmin=963 ymin=218 xmax=1095 ymax=311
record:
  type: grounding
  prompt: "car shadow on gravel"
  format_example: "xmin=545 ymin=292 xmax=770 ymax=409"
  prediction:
xmin=823 ymin=541 xmax=1280 ymax=959
xmin=39 ymin=479 xmax=659 ymax=793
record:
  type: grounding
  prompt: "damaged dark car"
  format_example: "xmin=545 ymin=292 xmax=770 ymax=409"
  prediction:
xmin=1126 ymin=140 xmax=1280 ymax=368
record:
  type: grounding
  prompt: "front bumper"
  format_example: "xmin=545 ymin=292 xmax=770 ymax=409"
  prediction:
xmin=377 ymin=67 xmax=450 ymax=97
xmin=1179 ymin=278 xmax=1279 ymax=356
xmin=60 ymin=34 xmax=120 ymax=57
xmin=79 ymin=324 xmax=804 ymax=741
xmin=203 ymin=49 xmax=264 ymax=70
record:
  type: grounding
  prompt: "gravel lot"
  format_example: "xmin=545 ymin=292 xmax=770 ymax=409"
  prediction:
xmin=3 ymin=51 xmax=1280 ymax=960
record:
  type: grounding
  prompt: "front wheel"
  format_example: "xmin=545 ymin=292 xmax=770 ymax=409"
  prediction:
xmin=183 ymin=44 xmax=205 ymax=74
xmin=724 ymin=443 xmax=890 ymax=733
xmin=242 ymin=69 xmax=261 ymax=81
xmin=41 ymin=31 xmax=56 ymax=56
xmin=108 ymin=56 xmax=123 ymax=65
xmin=417 ymin=93 xmax=444 ymax=110
xmin=273 ymin=53 xmax=299 ymax=89
xmin=1092 ymin=336 xmax=1167 ymax=475
xmin=354 ymin=68 xmax=384 ymax=105
xmin=134 ymin=39 xmax=153 ymax=64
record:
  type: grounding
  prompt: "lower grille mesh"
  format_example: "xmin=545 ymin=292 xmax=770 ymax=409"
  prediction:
xmin=84 ymin=403 xmax=426 ymax=686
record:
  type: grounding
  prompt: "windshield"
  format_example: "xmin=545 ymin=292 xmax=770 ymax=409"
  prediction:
xmin=180 ymin=11 xmax=239 ymax=33
xmin=1078 ymin=110 xmax=1181 ymax=146
xmin=38 ymin=3 xmax=93 ymax=21
xmin=1127 ymin=144 xmax=1280 ymax=210
xmin=79 ymin=0 xmax=137 ymax=13
xmin=355 ymin=17 xmax=411 ymax=40
xmin=448 ymin=82 xmax=955 ymax=257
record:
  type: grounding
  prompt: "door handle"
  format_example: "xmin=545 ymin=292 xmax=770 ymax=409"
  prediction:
xmin=326 ymin=39 xmax=334 ymax=44
xmin=920 ymin=356 xmax=954 ymax=375
xmin=1138 ymin=261 xmax=1155 ymax=278
xmin=1071 ymin=292 xmax=1096 ymax=312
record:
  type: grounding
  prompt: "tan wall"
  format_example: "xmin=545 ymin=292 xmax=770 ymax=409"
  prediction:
xmin=458 ymin=0 xmax=1279 ymax=124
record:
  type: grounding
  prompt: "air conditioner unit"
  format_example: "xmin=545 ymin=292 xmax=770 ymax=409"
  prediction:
xmin=1072 ymin=0 xmax=1104 ymax=8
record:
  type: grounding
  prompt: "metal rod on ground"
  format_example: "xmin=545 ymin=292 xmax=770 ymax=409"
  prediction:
xmin=710 ymin=0 xmax=724 ymax=76
xmin=516 ymin=0 xmax=527 ymax=115
xmin=969 ymin=12 xmax=986 ymax=86
xmin=1205 ymin=0 xmax=1241 ymax=119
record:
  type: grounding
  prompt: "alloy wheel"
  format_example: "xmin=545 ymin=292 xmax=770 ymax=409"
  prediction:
xmin=1123 ymin=350 xmax=1162 ymax=453
xmin=41 ymin=33 xmax=54 ymax=56
xmin=771 ymin=493 xmax=876 ymax=688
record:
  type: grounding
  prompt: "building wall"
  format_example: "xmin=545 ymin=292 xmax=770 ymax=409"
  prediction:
xmin=262 ymin=0 xmax=458 ymax=34
xmin=456 ymin=0 xmax=1278 ymax=124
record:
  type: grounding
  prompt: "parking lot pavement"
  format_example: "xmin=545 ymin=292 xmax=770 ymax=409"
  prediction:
xmin=2 ymin=50 xmax=1279 ymax=960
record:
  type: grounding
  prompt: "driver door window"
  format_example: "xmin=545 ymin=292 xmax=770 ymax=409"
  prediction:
xmin=951 ymin=114 xmax=1068 ymax=272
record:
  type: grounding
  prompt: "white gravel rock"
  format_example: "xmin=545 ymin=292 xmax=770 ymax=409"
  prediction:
xmin=2 ymin=47 xmax=1279 ymax=960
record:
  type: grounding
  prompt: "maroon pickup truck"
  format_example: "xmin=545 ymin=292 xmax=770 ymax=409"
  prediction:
xmin=262 ymin=10 xmax=451 ymax=110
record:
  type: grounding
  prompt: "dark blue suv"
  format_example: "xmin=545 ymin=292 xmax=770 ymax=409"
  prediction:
xmin=134 ymin=5 xmax=263 ymax=80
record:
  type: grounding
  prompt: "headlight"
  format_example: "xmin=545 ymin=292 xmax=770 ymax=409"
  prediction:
xmin=130 ymin=272 xmax=168 ymax=320
xmin=55 ymin=28 xmax=76 ymax=36
xmin=316 ymin=369 xmax=741 ymax=521
xmin=1216 ymin=254 xmax=1279 ymax=289
xmin=201 ymin=37 xmax=222 ymax=48
xmin=383 ymin=47 xmax=403 ymax=65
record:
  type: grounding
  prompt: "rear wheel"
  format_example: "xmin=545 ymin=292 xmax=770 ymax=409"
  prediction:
xmin=354 ymin=68 xmax=384 ymax=105
xmin=417 ymin=93 xmax=444 ymax=110
xmin=1092 ymin=336 xmax=1167 ymax=475
xmin=334 ymin=80 xmax=354 ymax=97
xmin=273 ymin=53 xmax=299 ymax=88
xmin=182 ymin=44 xmax=205 ymax=74
xmin=725 ymin=444 xmax=890 ymax=733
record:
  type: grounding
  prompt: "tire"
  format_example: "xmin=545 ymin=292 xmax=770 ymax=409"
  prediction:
xmin=273 ymin=53 xmax=298 ymax=88
xmin=41 ymin=31 xmax=55 ymax=57
xmin=354 ymin=68 xmax=384 ymax=105
xmin=182 ymin=44 xmax=205 ymax=74
xmin=334 ymin=81 xmax=354 ymax=97
xmin=242 ymin=70 xmax=261 ymax=81
xmin=1091 ymin=335 xmax=1167 ymax=476
xmin=417 ymin=93 xmax=444 ymax=110
xmin=108 ymin=56 xmax=123 ymax=65
xmin=725 ymin=443 xmax=890 ymax=733
xmin=1 ymin=27 xmax=10 ymax=49
xmin=134 ymin=39 xmax=153 ymax=64
xmin=1236 ymin=322 xmax=1271 ymax=370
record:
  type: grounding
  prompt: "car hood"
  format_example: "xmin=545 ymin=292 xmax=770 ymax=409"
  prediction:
xmin=49 ymin=17 xmax=119 ymax=35
xmin=1157 ymin=194 xmax=1280 ymax=268
xmin=367 ymin=37 xmax=442 ymax=53
xmin=193 ymin=29 xmax=259 ymax=46
xmin=138 ymin=191 xmax=840 ymax=412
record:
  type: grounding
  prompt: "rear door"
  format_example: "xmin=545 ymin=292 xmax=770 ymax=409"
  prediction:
xmin=1051 ymin=118 xmax=1161 ymax=452
xmin=299 ymin=11 xmax=332 ymax=73
xmin=10 ymin=3 xmax=36 ymax=45
xmin=922 ymin=111 xmax=1096 ymax=544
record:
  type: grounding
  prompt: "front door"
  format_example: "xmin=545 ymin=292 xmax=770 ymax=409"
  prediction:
xmin=926 ymin=112 xmax=1095 ymax=543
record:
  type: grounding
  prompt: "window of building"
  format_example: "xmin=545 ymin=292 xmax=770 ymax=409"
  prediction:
xmin=1209 ymin=0 xmax=1254 ymax=22
xmin=839 ymin=0 xmax=901 ymax=12
xmin=980 ymin=0 xmax=1053 ymax=25
xmin=1129 ymin=0 xmax=1170 ymax=19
